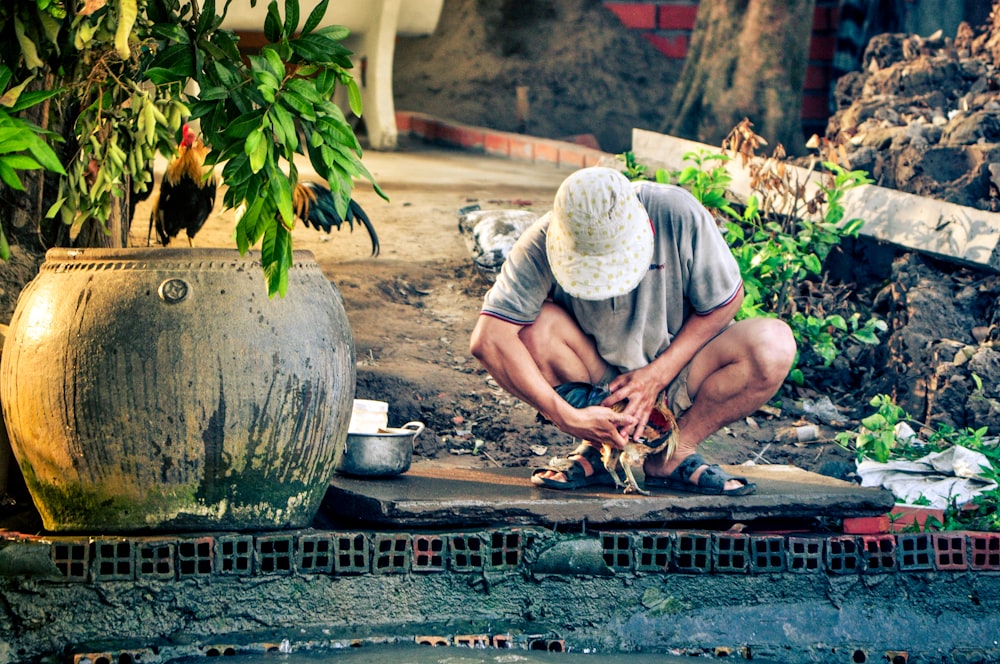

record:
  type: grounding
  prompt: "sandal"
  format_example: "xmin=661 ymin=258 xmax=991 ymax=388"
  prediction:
xmin=531 ymin=442 xmax=616 ymax=491
xmin=644 ymin=453 xmax=756 ymax=496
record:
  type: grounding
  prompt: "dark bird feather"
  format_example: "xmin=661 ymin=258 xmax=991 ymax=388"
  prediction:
xmin=294 ymin=181 xmax=379 ymax=256
xmin=148 ymin=124 xmax=216 ymax=247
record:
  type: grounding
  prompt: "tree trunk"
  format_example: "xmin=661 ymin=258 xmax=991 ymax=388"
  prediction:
xmin=663 ymin=0 xmax=815 ymax=155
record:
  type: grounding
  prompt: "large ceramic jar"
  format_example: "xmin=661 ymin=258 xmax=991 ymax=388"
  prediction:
xmin=0 ymin=248 xmax=355 ymax=532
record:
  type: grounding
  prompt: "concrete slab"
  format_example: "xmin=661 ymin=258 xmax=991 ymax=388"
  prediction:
xmin=321 ymin=462 xmax=895 ymax=528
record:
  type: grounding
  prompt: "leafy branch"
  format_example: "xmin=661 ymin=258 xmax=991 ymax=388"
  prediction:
xmin=2 ymin=0 xmax=383 ymax=296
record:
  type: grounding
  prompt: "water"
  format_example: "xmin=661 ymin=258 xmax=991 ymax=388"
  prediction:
xmin=164 ymin=643 xmax=775 ymax=664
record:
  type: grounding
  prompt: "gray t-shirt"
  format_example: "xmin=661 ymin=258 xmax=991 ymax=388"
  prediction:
xmin=480 ymin=181 xmax=743 ymax=372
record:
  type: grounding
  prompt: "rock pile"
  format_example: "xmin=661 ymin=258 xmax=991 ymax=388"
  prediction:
xmin=827 ymin=6 xmax=1000 ymax=212
xmin=823 ymin=5 xmax=1000 ymax=434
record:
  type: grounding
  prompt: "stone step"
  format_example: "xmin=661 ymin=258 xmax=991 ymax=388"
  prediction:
xmin=322 ymin=462 xmax=894 ymax=529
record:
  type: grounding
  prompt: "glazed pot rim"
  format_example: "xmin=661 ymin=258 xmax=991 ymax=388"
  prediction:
xmin=43 ymin=247 xmax=318 ymax=263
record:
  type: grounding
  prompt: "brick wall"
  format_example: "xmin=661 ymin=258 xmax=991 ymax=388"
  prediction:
xmin=603 ymin=0 xmax=841 ymax=136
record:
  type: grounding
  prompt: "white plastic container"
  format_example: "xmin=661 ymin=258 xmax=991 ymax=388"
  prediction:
xmin=348 ymin=399 xmax=389 ymax=433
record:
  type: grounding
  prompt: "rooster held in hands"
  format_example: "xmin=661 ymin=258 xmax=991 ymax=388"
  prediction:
xmin=292 ymin=181 xmax=380 ymax=256
xmin=148 ymin=124 xmax=216 ymax=247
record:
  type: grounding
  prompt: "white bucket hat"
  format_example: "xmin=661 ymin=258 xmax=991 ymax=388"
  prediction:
xmin=546 ymin=167 xmax=653 ymax=300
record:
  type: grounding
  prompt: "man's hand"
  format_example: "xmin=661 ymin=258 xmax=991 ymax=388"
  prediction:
xmin=555 ymin=404 xmax=636 ymax=450
xmin=602 ymin=366 xmax=669 ymax=441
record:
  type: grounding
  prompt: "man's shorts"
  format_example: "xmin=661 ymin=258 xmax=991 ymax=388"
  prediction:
xmin=554 ymin=364 xmax=694 ymax=418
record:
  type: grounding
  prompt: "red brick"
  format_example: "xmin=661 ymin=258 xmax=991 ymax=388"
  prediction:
xmin=410 ymin=115 xmax=441 ymax=141
xmin=889 ymin=505 xmax=946 ymax=532
xmin=843 ymin=515 xmax=890 ymax=534
xmin=658 ymin=5 xmax=698 ymax=30
xmin=483 ymin=132 xmax=510 ymax=157
xmin=457 ymin=126 xmax=486 ymax=150
xmin=395 ymin=111 xmax=413 ymax=133
xmin=969 ymin=532 xmax=1000 ymax=570
xmin=437 ymin=122 xmax=466 ymax=146
xmin=557 ymin=146 xmax=587 ymax=169
xmin=557 ymin=133 xmax=602 ymax=150
xmin=933 ymin=532 xmax=968 ymax=571
xmin=508 ymin=135 xmax=535 ymax=162
xmin=804 ymin=64 xmax=831 ymax=91
xmin=533 ymin=140 xmax=560 ymax=166
xmin=604 ymin=2 xmax=657 ymax=29
xmin=812 ymin=3 xmax=838 ymax=32
xmin=809 ymin=35 xmax=836 ymax=61
xmin=583 ymin=151 xmax=608 ymax=168
xmin=800 ymin=93 xmax=831 ymax=121
xmin=642 ymin=33 xmax=690 ymax=60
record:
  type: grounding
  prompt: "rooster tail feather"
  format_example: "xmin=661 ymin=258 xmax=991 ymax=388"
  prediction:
xmin=296 ymin=181 xmax=380 ymax=256
xmin=348 ymin=198 xmax=380 ymax=257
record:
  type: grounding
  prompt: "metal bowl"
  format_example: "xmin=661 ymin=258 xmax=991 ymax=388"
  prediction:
xmin=333 ymin=421 xmax=425 ymax=477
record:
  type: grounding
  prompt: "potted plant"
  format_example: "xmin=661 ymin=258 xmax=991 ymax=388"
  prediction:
xmin=0 ymin=0 xmax=380 ymax=531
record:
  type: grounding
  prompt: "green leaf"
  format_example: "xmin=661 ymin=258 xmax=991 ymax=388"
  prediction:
xmin=315 ymin=25 xmax=351 ymax=41
xmin=264 ymin=0 xmax=283 ymax=42
xmin=151 ymin=23 xmax=191 ymax=43
xmin=1 ymin=154 xmax=43 ymax=171
xmin=802 ymin=254 xmax=822 ymax=274
xmin=347 ymin=77 xmax=363 ymax=117
xmin=290 ymin=34 xmax=352 ymax=65
xmin=261 ymin=46 xmax=287 ymax=79
xmin=261 ymin=219 xmax=292 ymax=297
xmin=302 ymin=0 xmax=330 ymax=34
xmin=278 ymin=91 xmax=316 ymax=120
xmin=224 ymin=111 xmax=266 ymax=139
xmin=852 ymin=328 xmax=881 ymax=345
xmin=0 ymin=225 xmax=9 ymax=261
xmin=270 ymin=103 xmax=298 ymax=152
xmin=269 ymin=166 xmax=295 ymax=228
xmin=9 ymin=87 xmax=63 ymax=113
xmin=246 ymin=127 xmax=268 ymax=172
xmin=0 ymin=161 xmax=24 ymax=190
xmin=283 ymin=0 xmax=300 ymax=34
xmin=207 ymin=59 xmax=244 ymax=92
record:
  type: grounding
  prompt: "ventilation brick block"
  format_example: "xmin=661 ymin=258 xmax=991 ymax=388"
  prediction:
xmin=177 ymin=537 xmax=214 ymax=579
xmin=412 ymin=534 xmax=447 ymax=572
xmin=488 ymin=530 xmax=522 ymax=569
xmin=933 ymin=533 xmax=968 ymax=571
xmin=601 ymin=532 xmax=634 ymax=572
xmin=635 ymin=533 xmax=672 ymax=573
xmin=136 ymin=540 xmax=176 ymax=581
xmin=448 ymin=533 xmax=485 ymax=572
xmin=297 ymin=533 xmax=334 ymax=574
xmin=861 ymin=535 xmax=896 ymax=573
xmin=216 ymin=535 xmax=254 ymax=576
xmin=896 ymin=533 xmax=935 ymax=571
xmin=91 ymin=539 xmax=134 ymax=582
xmin=787 ymin=537 xmax=824 ymax=573
xmin=749 ymin=535 xmax=786 ymax=573
xmin=713 ymin=533 xmax=750 ymax=573
xmin=333 ymin=533 xmax=371 ymax=574
xmin=373 ymin=533 xmax=411 ymax=574
xmin=674 ymin=532 xmax=712 ymax=573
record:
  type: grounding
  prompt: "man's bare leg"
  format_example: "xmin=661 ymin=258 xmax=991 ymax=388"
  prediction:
xmin=643 ymin=317 xmax=795 ymax=491
xmin=521 ymin=302 xmax=609 ymax=484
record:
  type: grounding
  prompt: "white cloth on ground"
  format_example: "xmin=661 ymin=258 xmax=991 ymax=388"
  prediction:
xmin=856 ymin=445 xmax=997 ymax=509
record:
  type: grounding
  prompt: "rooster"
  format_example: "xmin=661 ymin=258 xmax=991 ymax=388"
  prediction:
xmin=604 ymin=395 xmax=679 ymax=495
xmin=293 ymin=181 xmax=380 ymax=256
xmin=148 ymin=124 xmax=216 ymax=247
xmin=543 ymin=383 xmax=678 ymax=495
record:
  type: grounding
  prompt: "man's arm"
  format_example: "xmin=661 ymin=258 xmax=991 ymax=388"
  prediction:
xmin=470 ymin=314 xmax=634 ymax=447
xmin=605 ymin=289 xmax=743 ymax=437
